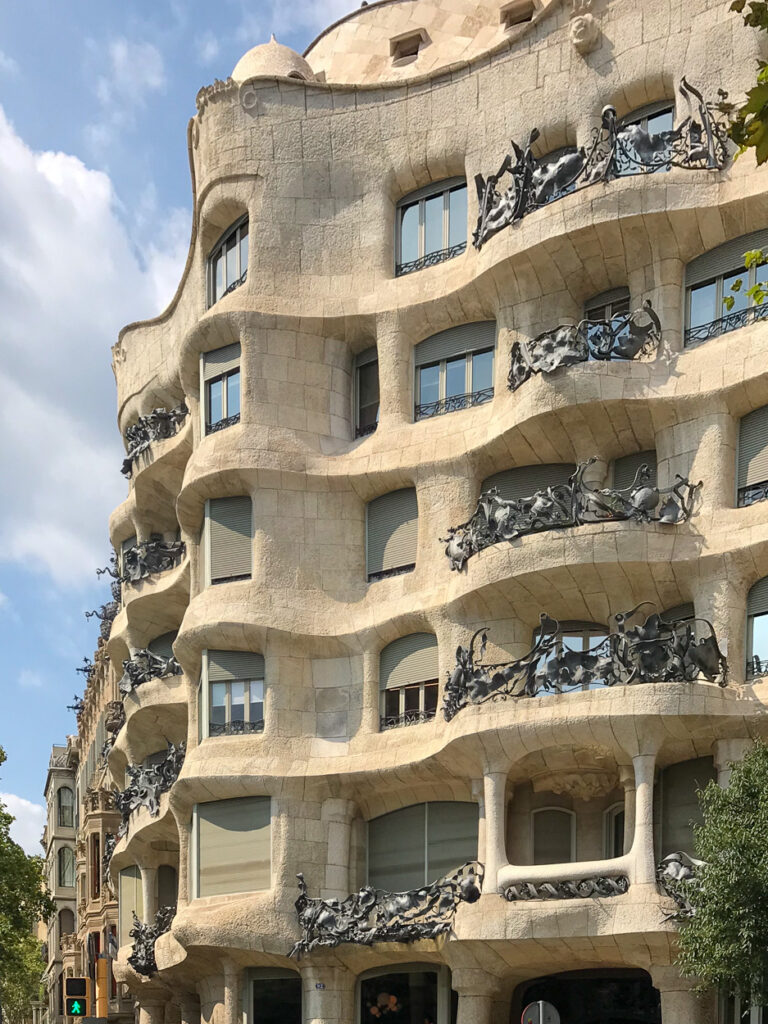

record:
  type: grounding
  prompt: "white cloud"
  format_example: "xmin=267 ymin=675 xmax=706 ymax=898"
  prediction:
xmin=0 ymin=105 xmax=188 ymax=586
xmin=18 ymin=669 xmax=44 ymax=689
xmin=196 ymin=31 xmax=221 ymax=66
xmin=0 ymin=590 xmax=7 ymax=610
xmin=0 ymin=793 xmax=46 ymax=855
xmin=0 ymin=49 xmax=19 ymax=75
xmin=86 ymin=38 xmax=166 ymax=154
xmin=234 ymin=0 xmax=352 ymax=46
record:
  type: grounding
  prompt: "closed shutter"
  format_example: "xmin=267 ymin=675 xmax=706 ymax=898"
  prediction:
xmin=366 ymin=488 xmax=418 ymax=576
xmin=426 ymin=802 xmax=478 ymax=880
xmin=355 ymin=346 xmax=377 ymax=368
xmin=414 ymin=322 xmax=496 ymax=367
xmin=118 ymin=867 xmax=143 ymax=946
xmin=686 ymin=230 xmax=768 ymax=288
xmin=584 ymin=286 xmax=630 ymax=314
xmin=482 ymin=464 xmax=575 ymax=501
xmin=157 ymin=865 xmax=177 ymax=909
xmin=533 ymin=809 xmax=574 ymax=864
xmin=748 ymin=576 xmax=768 ymax=617
xmin=380 ymin=634 xmax=438 ymax=690
xmin=203 ymin=343 xmax=241 ymax=382
xmin=207 ymin=650 xmax=265 ymax=681
xmin=368 ymin=804 xmax=425 ymax=891
xmin=197 ymin=796 xmax=271 ymax=897
xmin=209 ymin=497 xmax=252 ymax=582
xmin=661 ymin=603 xmax=695 ymax=624
xmin=660 ymin=757 xmax=716 ymax=854
xmin=739 ymin=406 xmax=768 ymax=489
xmin=613 ymin=451 xmax=657 ymax=490
xmin=148 ymin=632 xmax=177 ymax=660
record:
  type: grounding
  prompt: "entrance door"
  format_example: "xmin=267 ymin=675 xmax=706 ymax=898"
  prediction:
xmin=252 ymin=975 xmax=301 ymax=1024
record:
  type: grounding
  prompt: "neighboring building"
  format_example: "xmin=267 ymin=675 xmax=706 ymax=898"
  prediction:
xmin=42 ymin=744 xmax=77 ymax=1024
xmin=99 ymin=1 xmax=768 ymax=1023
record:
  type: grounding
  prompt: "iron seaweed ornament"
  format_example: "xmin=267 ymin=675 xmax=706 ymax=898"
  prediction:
xmin=442 ymin=458 xmax=700 ymax=572
xmin=507 ymin=300 xmax=662 ymax=393
xmin=656 ymin=851 xmax=705 ymax=922
xmin=121 ymin=404 xmax=188 ymax=478
xmin=504 ymin=875 xmax=629 ymax=901
xmin=119 ymin=648 xmax=182 ymax=696
xmin=114 ymin=741 xmax=185 ymax=837
xmin=442 ymin=606 xmax=727 ymax=722
xmin=288 ymin=861 xmax=483 ymax=958
xmin=128 ymin=906 xmax=175 ymax=975
xmin=473 ymin=78 xmax=729 ymax=248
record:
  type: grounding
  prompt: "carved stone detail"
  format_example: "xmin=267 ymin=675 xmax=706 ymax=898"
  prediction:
xmin=443 ymin=457 xmax=701 ymax=571
xmin=121 ymin=404 xmax=188 ymax=478
xmin=570 ymin=0 xmax=600 ymax=54
xmin=532 ymin=771 xmax=617 ymax=801
xmin=102 ymin=833 xmax=116 ymax=886
xmin=442 ymin=608 xmax=728 ymax=721
xmin=288 ymin=862 xmax=483 ymax=958
xmin=504 ymin=875 xmax=629 ymax=901
xmin=114 ymin=742 xmax=185 ymax=837
xmin=119 ymin=649 xmax=182 ymax=696
xmin=128 ymin=906 xmax=175 ymax=976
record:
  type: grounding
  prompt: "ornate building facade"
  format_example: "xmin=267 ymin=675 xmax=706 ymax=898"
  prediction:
xmin=104 ymin=1 xmax=768 ymax=1022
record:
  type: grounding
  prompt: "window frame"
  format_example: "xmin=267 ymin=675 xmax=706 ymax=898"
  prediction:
xmin=533 ymin=620 xmax=610 ymax=692
xmin=200 ymin=649 xmax=266 ymax=739
xmin=395 ymin=178 xmax=467 ymax=277
xmin=603 ymin=801 xmax=626 ymax=858
xmin=207 ymin=215 xmax=249 ymax=308
xmin=355 ymin=350 xmax=379 ymax=439
xmin=355 ymin=964 xmax=453 ymax=1024
xmin=58 ymin=845 xmax=76 ymax=888
xmin=685 ymin=261 xmax=768 ymax=346
xmin=57 ymin=786 xmax=74 ymax=829
xmin=242 ymin=969 xmax=303 ymax=1024
xmin=584 ymin=287 xmax=631 ymax=324
xmin=414 ymin=345 xmax=494 ymax=420
xmin=204 ymin=367 xmax=241 ymax=435
xmin=204 ymin=496 xmax=253 ymax=587
xmin=530 ymin=806 xmax=576 ymax=865
xmin=380 ymin=678 xmax=439 ymax=731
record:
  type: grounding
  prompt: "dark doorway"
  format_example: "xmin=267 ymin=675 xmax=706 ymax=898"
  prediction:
xmin=252 ymin=975 xmax=301 ymax=1024
xmin=512 ymin=969 xmax=661 ymax=1024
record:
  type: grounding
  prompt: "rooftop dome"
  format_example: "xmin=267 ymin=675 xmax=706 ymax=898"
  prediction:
xmin=231 ymin=35 xmax=315 ymax=84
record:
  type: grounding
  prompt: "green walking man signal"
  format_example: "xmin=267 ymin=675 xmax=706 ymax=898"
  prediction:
xmin=65 ymin=979 xmax=89 ymax=1017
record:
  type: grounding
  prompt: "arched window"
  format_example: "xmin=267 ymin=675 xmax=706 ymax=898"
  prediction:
xmin=531 ymin=807 xmax=575 ymax=864
xmin=207 ymin=216 xmax=248 ymax=307
xmin=57 ymin=787 xmax=74 ymax=829
xmin=685 ymin=229 xmax=768 ymax=345
xmin=58 ymin=908 xmax=75 ymax=937
xmin=379 ymin=633 xmax=439 ymax=730
xmin=396 ymin=178 xmax=467 ymax=276
xmin=58 ymin=846 xmax=75 ymax=888
xmin=193 ymin=796 xmax=271 ymax=898
xmin=747 ymin=576 xmax=768 ymax=679
xmin=414 ymin=322 xmax=496 ymax=420
xmin=358 ymin=965 xmax=454 ymax=1024
xmin=616 ymin=100 xmax=675 ymax=176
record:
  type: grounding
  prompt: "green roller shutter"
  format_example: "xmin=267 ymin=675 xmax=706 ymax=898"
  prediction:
xmin=660 ymin=757 xmax=716 ymax=854
xmin=426 ymin=801 xmax=478 ymax=880
xmin=380 ymin=634 xmax=438 ymax=690
xmin=207 ymin=650 xmax=265 ymax=681
xmin=686 ymin=229 xmax=768 ymax=288
xmin=209 ymin=497 xmax=252 ymax=582
xmin=414 ymin=322 xmax=496 ymax=367
xmin=613 ymin=451 xmax=657 ymax=490
xmin=748 ymin=576 xmax=768 ymax=617
xmin=739 ymin=406 xmax=768 ymax=490
xmin=366 ymin=488 xmax=418 ymax=577
xmin=481 ymin=464 xmax=575 ymax=501
xmin=203 ymin=343 xmax=241 ymax=381
xmin=148 ymin=632 xmax=177 ymax=660
xmin=157 ymin=865 xmax=177 ymax=909
xmin=118 ymin=867 xmax=143 ymax=946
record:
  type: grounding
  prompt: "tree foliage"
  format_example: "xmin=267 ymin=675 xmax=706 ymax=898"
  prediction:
xmin=675 ymin=742 xmax=768 ymax=1005
xmin=0 ymin=747 xmax=54 ymax=1022
xmin=729 ymin=1 xmax=768 ymax=164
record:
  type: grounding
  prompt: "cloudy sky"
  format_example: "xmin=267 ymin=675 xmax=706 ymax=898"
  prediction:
xmin=0 ymin=0 xmax=350 ymax=853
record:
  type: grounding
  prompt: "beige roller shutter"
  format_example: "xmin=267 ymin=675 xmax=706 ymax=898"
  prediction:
xmin=118 ymin=866 xmax=143 ymax=946
xmin=739 ymin=406 xmax=768 ymax=490
xmin=209 ymin=497 xmax=252 ymax=582
xmin=660 ymin=757 xmax=716 ymax=854
xmin=414 ymin=322 xmax=496 ymax=367
xmin=366 ymin=488 xmax=418 ymax=576
xmin=748 ymin=576 xmax=768 ymax=617
xmin=613 ymin=451 xmax=657 ymax=490
xmin=207 ymin=650 xmax=265 ymax=681
xmin=686 ymin=229 xmax=768 ymax=288
xmin=197 ymin=796 xmax=271 ymax=897
xmin=426 ymin=801 xmax=478 ymax=881
xmin=533 ymin=809 xmax=574 ymax=865
xmin=380 ymin=633 xmax=438 ymax=690
xmin=203 ymin=343 xmax=241 ymax=382
xmin=148 ymin=631 xmax=177 ymax=660
xmin=368 ymin=804 xmax=425 ymax=891
xmin=482 ymin=464 xmax=575 ymax=501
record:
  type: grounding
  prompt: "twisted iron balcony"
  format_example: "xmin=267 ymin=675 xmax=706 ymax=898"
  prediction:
xmin=685 ymin=299 xmax=768 ymax=346
xmin=395 ymin=241 xmax=467 ymax=277
xmin=415 ymin=386 xmax=493 ymax=421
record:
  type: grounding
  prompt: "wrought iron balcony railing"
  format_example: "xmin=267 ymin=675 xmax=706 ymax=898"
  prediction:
xmin=119 ymin=539 xmax=186 ymax=585
xmin=738 ymin=479 xmax=768 ymax=508
xmin=379 ymin=708 xmax=436 ymax=731
xmin=355 ymin=422 xmax=377 ymax=439
xmin=205 ymin=412 xmax=241 ymax=435
xmin=747 ymin=656 xmax=768 ymax=681
xmin=128 ymin=906 xmax=175 ymax=976
xmin=367 ymin=563 xmax=415 ymax=583
xmin=121 ymin=404 xmax=188 ymax=478
xmin=114 ymin=742 xmax=185 ymax=837
xmin=209 ymin=719 xmax=265 ymax=737
xmin=395 ymin=241 xmax=467 ymax=277
xmin=119 ymin=649 xmax=182 ymax=696
xmin=415 ymin=386 xmax=493 ymax=421
xmin=685 ymin=300 xmax=768 ymax=346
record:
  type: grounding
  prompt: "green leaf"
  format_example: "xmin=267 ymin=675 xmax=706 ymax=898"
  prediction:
xmin=744 ymin=249 xmax=766 ymax=268
xmin=723 ymin=295 xmax=736 ymax=310
xmin=731 ymin=0 xmax=746 ymax=10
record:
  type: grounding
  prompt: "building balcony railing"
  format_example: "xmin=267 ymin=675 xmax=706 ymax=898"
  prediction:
xmin=355 ymin=422 xmax=377 ymax=439
xmin=121 ymin=404 xmax=188 ymax=478
xmin=395 ymin=241 xmax=467 ymax=277
xmin=379 ymin=708 xmax=436 ymax=731
xmin=415 ymin=386 xmax=493 ymax=421
xmin=205 ymin=412 xmax=241 ymax=436
xmin=685 ymin=300 xmax=768 ymax=346
xmin=209 ymin=719 xmax=265 ymax=737
xmin=128 ymin=906 xmax=175 ymax=976
xmin=119 ymin=649 xmax=182 ymax=696
xmin=114 ymin=742 xmax=185 ymax=837
xmin=747 ymin=656 xmax=768 ymax=681
xmin=367 ymin=563 xmax=415 ymax=584
xmin=738 ymin=480 xmax=768 ymax=508
xmin=120 ymin=539 xmax=186 ymax=586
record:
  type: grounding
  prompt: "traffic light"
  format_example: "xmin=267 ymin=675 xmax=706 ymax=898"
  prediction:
xmin=65 ymin=979 xmax=89 ymax=1017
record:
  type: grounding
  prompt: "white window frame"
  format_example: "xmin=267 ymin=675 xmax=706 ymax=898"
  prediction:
xmin=530 ymin=806 xmax=576 ymax=864
xmin=395 ymin=178 xmax=467 ymax=274
xmin=380 ymin=679 xmax=438 ymax=729
xmin=686 ymin=262 xmax=768 ymax=340
xmin=584 ymin=288 xmax=631 ymax=323
xmin=356 ymin=964 xmax=453 ymax=1024
xmin=200 ymin=652 xmax=265 ymax=740
xmin=414 ymin=346 xmax=494 ymax=417
xmin=603 ymin=801 xmax=626 ymax=858
xmin=207 ymin=215 xmax=248 ymax=308
xmin=204 ymin=366 xmax=240 ymax=433
xmin=355 ymin=356 xmax=379 ymax=437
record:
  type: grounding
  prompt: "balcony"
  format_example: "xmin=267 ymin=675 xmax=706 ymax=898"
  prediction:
xmin=120 ymin=539 xmax=185 ymax=586
xmin=121 ymin=404 xmax=188 ymax=478
xmin=395 ymin=241 xmax=467 ymax=277
xmin=685 ymin=299 xmax=768 ymax=346
xmin=114 ymin=742 xmax=185 ymax=838
xmin=415 ymin=386 xmax=493 ymax=421
xmin=119 ymin=649 xmax=182 ymax=697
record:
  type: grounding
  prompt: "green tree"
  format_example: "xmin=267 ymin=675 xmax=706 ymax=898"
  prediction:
xmin=728 ymin=2 xmax=768 ymax=164
xmin=0 ymin=747 xmax=54 ymax=1023
xmin=674 ymin=742 xmax=768 ymax=1006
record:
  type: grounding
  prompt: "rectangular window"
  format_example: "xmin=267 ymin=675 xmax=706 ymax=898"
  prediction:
xmin=739 ymin=406 xmax=768 ymax=508
xmin=252 ymin=976 xmax=302 ymax=1024
xmin=355 ymin=349 xmax=379 ymax=438
xmin=396 ymin=179 xmax=468 ymax=276
xmin=415 ymin=347 xmax=494 ymax=419
xmin=90 ymin=834 xmax=101 ymax=900
xmin=207 ymin=496 xmax=252 ymax=584
xmin=204 ymin=650 xmax=265 ymax=738
xmin=207 ymin=217 xmax=248 ymax=306
xmin=118 ymin=867 xmax=143 ymax=947
xmin=616 ymin=103 xmax=675 ymax=177
xmin=203 ymin=343 xmax=241 ymax=434
xmin=685 ymin=230 xmax=768 ymax=345
xmin=366 ymin=488 xmax=418 ymax=582
xmin=195 ymin=796 xmax=271 ymax=898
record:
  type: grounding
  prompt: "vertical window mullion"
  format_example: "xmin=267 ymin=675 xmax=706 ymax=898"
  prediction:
xmin=466 ymin=352 xmax=472 ymax=396
xmin=443 ymin=189 xmax=449 ymax=250
xmin=225 ymin=683 xmax=232 ymax=726
xmin=418 ymin=199 xmax=425 ymax=259
xmin=424 ymin=804 xmax=429 ymax=885
xmin=716 ymin=276 xmax=724 ymax=319
xmin=439 ymin=359 xmax=446 ymax=402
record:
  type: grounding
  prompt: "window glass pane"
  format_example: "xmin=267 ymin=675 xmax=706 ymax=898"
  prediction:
xmin=208 ymin=379 xmax=223 ymax=425
xmin=158 ymin=865 xmax=177 ymax=909
xmin=403 ymin=683 xmax=420 ymax=713
xmin=689 ymin=280 xmax=717 ymax=329
xmin=751 ymin=612 xmax=768 ymax=663
xmin=253 ymin=978 xmax=301 ymax=1024
xmin=359 ymin=971 xmax=438 ymax=1024
xmin=214 ymin=250 xmax=224 ymax=304
xmin=533 ymin=809 xmax=573 ymax=864
xmin=225 ymin=235 xmax=237 ymax=288
xmin=647 ymin=108 xmax=674 ymax=135
xmin=723 ymin=268 xmax=749 ymax=314
xmin=226 ymin=371 xmax=240 ymax=419
xmin=385 ymin=689 xmax=400 ymax=719
xmin=210 ymin=682 xmax=227 ymax=727
xmin=368 ymin=804 xmax=425 ymax=890
xmin=239 ymin=222 xmax=248 ymax=279
xmin=231 ymin=681 xmax=246 ymax=722
xmin=471 ymin=349 xmax=494 ymax=393
xmin=249 ymin=680 xmax=264 ymax=725
xmin=445 ymin=356 xmax=466 ymax=398
xmin=448 ymin=186 xmax=467 ymax=248
xmin=611 ymin=808 xmax=625 ymax=857
xmin=755 ymin=260 xmax=768 ymax=299
xmin=418 ymin=364 xmax=440 ymax=407
xmin=427 ymin=801 xmax=478 ymax=881
xmin=424 ymin=193 xmax=444 ymax=256
xmin=399 ymin=203 xmax=419 ymax=265
xmin=424 ymin=681 xmax=438 ymax=714
xmin=357 ymin=362 xmax=379 ymax=429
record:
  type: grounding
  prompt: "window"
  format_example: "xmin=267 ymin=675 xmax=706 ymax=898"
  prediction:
xmin=661 ymin=603 xmax=695 ymax=626
xmin=482 ymin=463 xmax=576 ymax=500
xmin=532 ymin=807 xmax=575 ymax=864
xmin=396 ymin=179 xmax=467 ymax=276
xmin=147 ymin=631 xmax=177 ymax=662
xmin=414 ymin=322 xmax=496 ymax=420
xmin=58 ymin=846 xmax=75 ymax=888
xmin=747 ymin=576 xmax=768 ymax=680
xmin=202 ymin=650 xmax=265 ymax=738
xmin=659 ymin=757 xmax=716 ymax=854
xmin=738 ymin=405 xmax=768 ymax=507
xmin=158 ymin=865 xmax=177 ymax=909
xmin=57 ymin=787 xmax=74 ymax=828
xmin=501 ymin=0 xmax=535 ymax=29
xmin=203 ymin=344 xmax=241 ymax=434
xmin=613 ymin=450 xmax=657 ymax=490
xmin=90 ymin=834 xmax=100 ymax=899
xmin=584 ymin=287 xmax=631 ymax=351
xmin=380 ymin=634 xmax=439 ymax=730
xmin=366 ymin=488 xmax=418 ymax=582
xmin=118 ymin=866 xmax=143 ymax=946
xmin=59 ymin=908 xmax=75 ymax=937
xmin=355 ymin=347 xmax=379 ymax=438
xmin=534 ymin=621 xmax=609 ymax=691
xmin=390 ymin=30 xmax=425 ymax=64
xmin=368 ymin=801 xmax=478 ymax=891
xmin=358 ymin=966 xmax=454 ymax=1024
xmin=685 ymin=230 xmax=768 ymax=345
xmin=604 ymin=803 xmax=625 ymax=858
xmin=195 ymin=796 xmax=271 ymax=897
xmin=207 ymin=216 xmax=248 ymax=306
xmin=250 ymin=972 xmax=302 ymax=1024
xmin=207 ymin=496 xmax=252 ymax=585
xmin=617 ymin=101 xmax=675 ymax=176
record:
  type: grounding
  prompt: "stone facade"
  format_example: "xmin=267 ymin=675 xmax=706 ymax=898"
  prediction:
xmin=103 ymin=1 xmax=768 ymax=1022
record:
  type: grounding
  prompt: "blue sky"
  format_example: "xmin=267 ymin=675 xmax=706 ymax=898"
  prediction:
xmin=0 ymin=0 xmax=350 ymax=852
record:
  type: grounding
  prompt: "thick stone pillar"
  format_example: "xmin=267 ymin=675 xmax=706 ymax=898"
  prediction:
xmin=472 ymin=779 xmax=486 ymax=869
xmin=714 ymin=738 xmax=752 ymax=788
xmin=177 ymin=818 xmax=192 ymax=906
xmin=301 ymin=964 xmax=354 ymax=1024
xmin=619 ymin=764 xmax=636 ymax=855
xmin=630 ymin=751 xmax=657 ymax=884
xmin=693 ymin=574 xmax=747 ymax=684
xmin=452 ymin=970 xmax=508 ymax=1024
xmin=223 ymin=960 xmax=241 ymax=1024
xmin=483 ymin=770 xmax=509 ymax=893
xmin=139 ymin=1003 xmax=165 ymax=1024
xmin=375 ymin=318 xmax=412 ymax=427
xmin=651 ymin=966 xmax=715 ymax=1024
xmin=322 ymin=799 xmax=356 ymax=899
xmin=141 ymin=866 xmax=158 ymax=921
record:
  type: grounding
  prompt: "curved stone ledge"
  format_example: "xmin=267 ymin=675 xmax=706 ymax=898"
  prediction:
xmin=109 ymin=675 xmax=189 ymax=781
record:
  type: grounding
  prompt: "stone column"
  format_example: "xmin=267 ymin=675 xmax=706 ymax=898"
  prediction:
xmin=177 ymin=819 xmax=191 ymax=906
xmin=483 ymin=770 xmax=509 ymax=893
xmin=693 ymin=574 xmax=748 ymax=685
xmin=141 ymin=866 xmax=158 ymax=921
xmin=630 ymin=751 xmax=658 ymax=885
xmin=138 ymin=1003 xmax=166 ymax=1024
xmin=322 ymin=799 xmax=356 ymax=899
xmin=223 ymin=960 xmax=241 ymax=1024
xmin=452 ymin=970 xmax=508 ymax=1024
xmin=651 ymin=965 xmax=715 ymax=1024
xmin=472 ymin=779 xmax=486 ymax=869
xmin=714 ymin=738 xmax=752 ymax=788
xmin=301 ymin=964 xmax=354 ymax=1024
xmin=375 ymin=317 xmax=412 ymax=427
xmin=619 ymin=764 xmax=636 ymax=855
xmin=634 ymin=256 xmax=685 ymax=353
